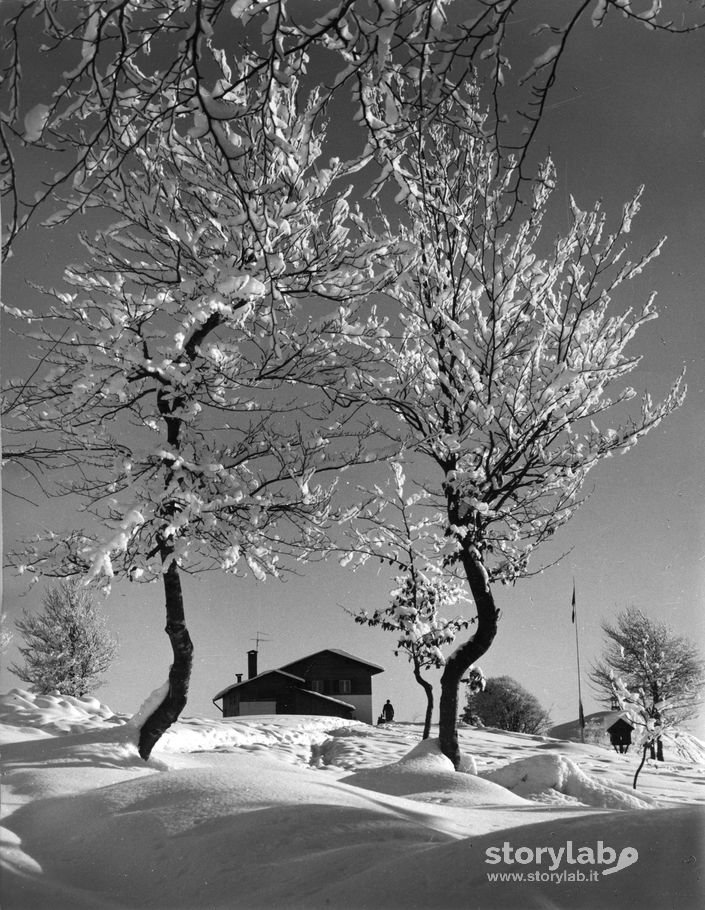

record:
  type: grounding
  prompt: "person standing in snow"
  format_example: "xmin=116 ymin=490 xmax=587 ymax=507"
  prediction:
xmin=382 ymin=700 xmax=395 ymax=723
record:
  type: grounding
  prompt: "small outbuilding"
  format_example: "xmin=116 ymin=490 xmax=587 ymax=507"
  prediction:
xmin=607 ymin=716 xmax=634 ymax=753
xmin=213 ymin=648 xmax=384 ymax=724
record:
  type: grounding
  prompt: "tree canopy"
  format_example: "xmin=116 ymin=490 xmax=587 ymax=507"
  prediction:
xmin=342 ymin=84 xmax=685 ymax=764
xmin=590 ymin=607 xmax=705 ymax=725
xmin=463 ymin=675 xmax=551 ymax=734
xmin=1 ymin=0 xmax=695 ymax=762
xmin=3 ymin=1 xmax=703 ymax=254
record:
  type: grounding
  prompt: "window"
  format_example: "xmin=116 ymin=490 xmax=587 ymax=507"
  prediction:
xmin=338 ymin=679 xmax=351 ymax=695
xmin=310 ymin=680 xmax=324 ymax=693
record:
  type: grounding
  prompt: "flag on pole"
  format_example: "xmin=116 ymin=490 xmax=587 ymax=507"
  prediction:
xmin=571 ymin=581 xmax=576 ymax=624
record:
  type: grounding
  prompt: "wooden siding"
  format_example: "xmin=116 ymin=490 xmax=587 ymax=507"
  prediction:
xmin=220 ymin=670 xmax=354 ymax=719
xmin=294 ymin=689 xmax=354 ymax=719
xmin=280 ymin=652 xmax=375 ymax=696
xmin=221 ymin=672 xmax=302 ymax=717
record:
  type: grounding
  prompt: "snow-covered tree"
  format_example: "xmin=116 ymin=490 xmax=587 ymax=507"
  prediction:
xmin=591 ymin=608 xmax=705 ymax=733
xmin=3 ymin=1 xmax=702 ymax=253
xmin=352 ymin=465 xmax=471 ymax=739
xmin=462 ymin=675 xmax=551 ymax=735
xmin=346 ymin=465 xmax=487 ymax=739
xmin=353 ymin=82 xmax=686 ymax=768
xmin=9 ymin=580 xmax=117 ymax=697
xmin=610 ymin=674 xmax=682 ymax=788
xmin=3 ymin=61 xmax=393 ymax=759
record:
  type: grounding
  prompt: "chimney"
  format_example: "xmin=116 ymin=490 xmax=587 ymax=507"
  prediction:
xmin=247 ymin=649 xmax=258 ymax=679
xmin=236 ymin=673 xmax=243 ymax=684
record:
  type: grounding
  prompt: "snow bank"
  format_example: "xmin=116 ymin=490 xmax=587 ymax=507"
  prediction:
xmin=662 ymin=729 xmax=705 ymax=764
xmin=313 ymin=805 xmax=705 ymax=910
xmin=4 ymin=750 xmax=457 ymax=910
xmin=0 ymin=689 xmax=126 ymax=740
xmin=152 ymin=713 xmax=363 ymax=768
xmin=342 ymin=737 xmax=529 ymax=806
xmin=480 ymin=753 xmax=657 ymax=809
xmin=2 ymin=700 xmax=704 ymax=910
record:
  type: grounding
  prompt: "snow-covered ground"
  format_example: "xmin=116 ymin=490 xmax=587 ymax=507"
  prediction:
xmin=2 ymin=689 xmax=704 ymax=909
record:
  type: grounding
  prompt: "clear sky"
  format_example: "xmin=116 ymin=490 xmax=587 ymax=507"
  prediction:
xmin=2 ymin=3 xmax=704 ymax=734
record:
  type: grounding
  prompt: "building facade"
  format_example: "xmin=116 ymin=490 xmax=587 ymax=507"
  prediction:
xmin=213 ymin=648 xmax=384 ymax=724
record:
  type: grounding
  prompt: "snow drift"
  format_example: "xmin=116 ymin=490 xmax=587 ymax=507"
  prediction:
xmin=2 ymin=690 xmax=704 ymax=910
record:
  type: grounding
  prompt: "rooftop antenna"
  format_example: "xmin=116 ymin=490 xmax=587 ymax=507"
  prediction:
xmin=251 ymin=631 xmax=272 ymax=650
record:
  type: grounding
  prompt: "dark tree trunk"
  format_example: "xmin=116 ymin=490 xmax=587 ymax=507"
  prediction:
xmin=656 ymin=736 xmax=664 ymax=761
xmin=138 ymin=559 xmax=194 ymax=760
xmin=633 ymin=742 xmax=649 ymax=790
xmin=412 ymin=662 xmax=434 ymax=740
xmin=439 ymin=545 xmax=499 ymax=769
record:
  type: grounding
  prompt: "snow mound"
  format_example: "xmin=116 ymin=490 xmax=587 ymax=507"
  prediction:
xmin=4 ymin=750 xmax=455 ymax=910
xmin=149 ymin=713 xmax=364 ymax=769
xmin=314 ymin=805 xmax=705 ymax=910
xmin=662 ymin=730 xmax=705 ymax=764
xmin=480 ymin=753 xmax=657 ymax=809
xmin=0 ymin=689 xmax=126 ymax=739
xmin=342 ymin=738 xmax=529 ymax=806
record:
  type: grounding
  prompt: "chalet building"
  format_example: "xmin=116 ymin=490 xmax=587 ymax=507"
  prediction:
xmin=212 ymin=648 xmax=384 ymax=724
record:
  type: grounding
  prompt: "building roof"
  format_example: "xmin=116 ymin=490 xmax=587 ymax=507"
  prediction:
xmin=278 ymin=648 xmax=385 ymax=674
xmin=607 ymin=716 xmax=635 ymax=732
xmin=298 ymin=689 xmax=355 ymax=710
xmin=212 ymin=669 xmax=305 ymax=703
xmin=213 ymin=648 xmax=385 ymax=703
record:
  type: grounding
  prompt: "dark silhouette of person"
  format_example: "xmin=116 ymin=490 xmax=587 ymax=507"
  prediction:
xmin=382 ymin=699 xmax=395 ymax=723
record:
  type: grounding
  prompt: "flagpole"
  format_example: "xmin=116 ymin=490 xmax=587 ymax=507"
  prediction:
xmin=572 ymin=580 xmax=585 ymax=743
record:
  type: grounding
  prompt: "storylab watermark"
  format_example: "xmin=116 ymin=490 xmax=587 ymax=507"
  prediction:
xmin=485 ymin=841 xmax=639 ymax=883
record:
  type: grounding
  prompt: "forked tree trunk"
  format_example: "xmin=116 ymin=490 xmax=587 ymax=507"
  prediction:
xmin=138 ymin=559 xmax=194 ymax=760
xmin=439 ymin=545 xmax=499 ymax=769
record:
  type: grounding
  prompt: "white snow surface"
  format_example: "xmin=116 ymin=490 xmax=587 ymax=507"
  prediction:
xmin=1 ymin=690 xmax=704 ymax=909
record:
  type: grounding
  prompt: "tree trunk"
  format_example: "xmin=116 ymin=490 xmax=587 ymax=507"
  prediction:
xmin=633 ymin=742 xmax=649 ymax=790
xmin=413 ymin=663 xmax=434 ymax=740
xmin=439 ymin=545 xmax=499 ymax=769
xmin=138 ymin=559 xmax=194 ymax=760
xmin=656 ymin=736 xmax=664 ymax=761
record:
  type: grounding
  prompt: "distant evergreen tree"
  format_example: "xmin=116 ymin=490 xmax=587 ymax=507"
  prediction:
xmin=10 ymin=580 xmax=117 ymax=696
xmin=463 ymin=676 xmax=551 ymax=734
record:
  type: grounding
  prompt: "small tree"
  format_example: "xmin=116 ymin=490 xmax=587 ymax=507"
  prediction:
xmin=347 ymin=464 xmax=471 ymax=739
xmin=590 ymin=608 xmax=705 ymax=738
xmin=610 ymin=675 xmax=681 ymax=789
xmin=356 ymin=566 xmax=471 ymax=739
xmin=463 ymin=676 xmax=551 ymax=735
xmin=9 ymin=580 xmax=117 ymax=696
